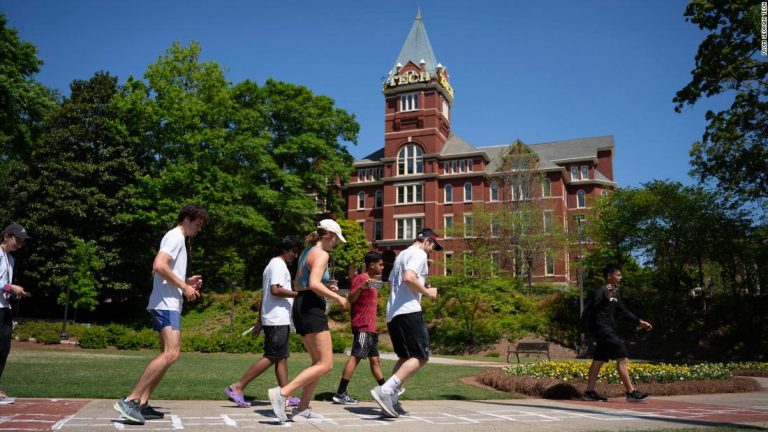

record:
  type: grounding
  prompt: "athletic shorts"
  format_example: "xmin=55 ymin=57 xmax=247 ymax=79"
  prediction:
xmin=292 ymin=291 xmax=329 ymax=336
xmin=387 ymin=311 xmax=429 ymax=360
xmin=350 ymin=332 xmax=379 ymax=359
xmin=263 ymin=325 xmax=290 ymax=360
xmin=593 ymin=330 xmax=629 ymax=361
xmin=148 ymin=309 xmax=181 ymax=331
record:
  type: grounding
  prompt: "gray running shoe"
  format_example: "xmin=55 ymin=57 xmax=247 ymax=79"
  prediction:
xmin=626 ymin=390 xmax=650 ymax=402
xmin=140 ymin=403 xmax=165 ymax=419
xmin=370 ymin=386 xmax=398 ymax=418
xmin=268 ymin=387 xmax=288 ymax=422
xmin=393 ymin=400 xmax=410 ymax=416
xmin=113 ymin=398 xmax=146 ymax=424
xmin=0 ymin=396 xmax=16 ymax=405
xmin=332 ymin=392 xmax=359 ymax=405
xmin=290 ymin=407 xmax=324 ymax=422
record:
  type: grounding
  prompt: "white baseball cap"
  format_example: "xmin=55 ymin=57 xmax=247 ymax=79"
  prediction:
xmin=318 ymin=219 xmax=346 ymax=243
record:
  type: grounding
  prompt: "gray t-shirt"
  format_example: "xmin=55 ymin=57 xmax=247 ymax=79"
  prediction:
xmin=147 ymin=226 xmax=187 ymax=312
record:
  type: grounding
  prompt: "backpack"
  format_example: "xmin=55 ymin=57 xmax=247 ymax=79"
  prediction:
xmin=579 ymin=290 xmax=597 ymax=334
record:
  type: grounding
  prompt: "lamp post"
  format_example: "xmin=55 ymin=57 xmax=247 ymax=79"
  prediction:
xmin=60 ymin=265 xmax=74 ymax=341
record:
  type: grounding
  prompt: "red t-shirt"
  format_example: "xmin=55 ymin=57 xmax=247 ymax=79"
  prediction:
xmin=349 ymin=273 xmax=379 ymax=333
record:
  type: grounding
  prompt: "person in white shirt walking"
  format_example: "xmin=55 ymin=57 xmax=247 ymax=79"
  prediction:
xmin=113 ymin=204 xmax=207 ymax=425
xmin=0 ymin=223 xmax=31 ymax=405
xmin=224 ymin=236 xmax=301 ymax=408
xmin=370 ymin=229 xmax=441 ymax=418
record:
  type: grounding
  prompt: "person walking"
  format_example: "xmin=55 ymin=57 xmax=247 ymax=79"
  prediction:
xmin=0 ymin=223 xmax=31 ymax=405
xmin=332 ymin=252 xmax=386 ymax=405
xmin=582 ymin=264 xmax=653 ymax=403
xmin=224 ymin=236 xmax=301 ymax=408
xmin=267 ymin=219 xmax=349 ymax=422
xmin=370 ymin=229 xmax=441 ymax=418
xmin=113 ymin=204 xmax=208 ymax=424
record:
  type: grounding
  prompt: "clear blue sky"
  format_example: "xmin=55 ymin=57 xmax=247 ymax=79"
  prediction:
xmin=3 ymin=0 xmax=724 ymax=188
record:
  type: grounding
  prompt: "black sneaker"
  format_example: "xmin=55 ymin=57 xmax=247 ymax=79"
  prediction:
xmin=393 ymin=400 xmax=410 ymax=416
xmin=113 ymin=398 xmax=146 ymax=424
xmin=626 ymin=390 xmax=650 ymax=402
xmin=140 ymin=403 xmax=165 ymax=420
xmin=582 ymin=390 xmax=608 ymax=402
xmin=332 ymin=392 xmax=359 ymax=405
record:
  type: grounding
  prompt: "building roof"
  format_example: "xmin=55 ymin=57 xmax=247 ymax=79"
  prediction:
xmin=478 ymin=135 xmax=614 ymax=174
xmin=388 ymin=11 xmax=439 ymax=78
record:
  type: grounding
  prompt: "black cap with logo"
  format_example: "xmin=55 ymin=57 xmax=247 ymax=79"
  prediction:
xmin=416 ymin=228 xmax=443 ymax=251
xmin=3 ymin=223 xmax=31 ymax=240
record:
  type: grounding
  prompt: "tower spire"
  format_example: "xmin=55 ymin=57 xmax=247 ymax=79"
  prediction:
xmin=416 ymin=8 xmax=421 ymax=20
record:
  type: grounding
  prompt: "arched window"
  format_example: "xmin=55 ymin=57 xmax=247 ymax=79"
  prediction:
xmin=357 ymin=192 xmax=365 ymax=209
xmin=490 ymin=183 xmax=499 ymax=202
xmin=443 ymin=184 xmax=452 ymax=203
xmin=464 ymin=182 xmax=473 ymax=202
xmin=375 ymin=190 xmax=383 ymax=208
xmin=600 ymin=190 xmax=608 ymax=198
xmin=577 ymin=190 xmax=586 ymax=208
xmin=397 ymin=144 xmax=423 ymax=176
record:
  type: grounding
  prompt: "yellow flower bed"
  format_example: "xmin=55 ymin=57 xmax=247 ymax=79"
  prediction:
xmin=503 ymin=361 xmax=737 ymax=384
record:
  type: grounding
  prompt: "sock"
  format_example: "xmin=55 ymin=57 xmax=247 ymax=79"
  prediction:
xmin=381 ymin=375 xmax=401 ymax=394
xmin=337 ymin=378 xmax=350 ymax=394
xmin=377 ymin=378 xmax=386 ymax=386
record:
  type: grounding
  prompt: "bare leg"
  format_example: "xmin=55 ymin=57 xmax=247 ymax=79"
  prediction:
xmin=231 ymin=357 xmax=275 ymax=393
xmin=586 ymin=360 xmax=604 ymax=391
xmin=128 ymin=327 xmax=181 ymax=404
xmin=281 ymin=331 xmax=333 ymax=411
xmin=392 ymin=357 xmax=427 ymax=384
xmin=368 ymin=356 xmax=384 ymax=381
xmin=340 ymin=355 xmax=361 ymax=381
xmin=274 ymin=358 xmax=289 ymax=388
xmin=616 ymin=358 xmax=635 ymax=393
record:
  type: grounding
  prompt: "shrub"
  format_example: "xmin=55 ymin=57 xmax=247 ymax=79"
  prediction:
xmin=331 ymin=331 xmax=348 ymax=353
xmin=79 ymin=326 xmax=109 ymax=349
xmin=485 ymin=351 xmax=500 ymax=358
xmin=105 ymin=323 xmax=131 ymax=345
xmin=36 ymin=329 xmax=62 ymax=345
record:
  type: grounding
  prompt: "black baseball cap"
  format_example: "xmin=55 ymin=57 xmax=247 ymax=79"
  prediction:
xmin=3 ymin=223 xmax=30 ymax=240
xmin=416 ymin=228 xmax=443 ymax=251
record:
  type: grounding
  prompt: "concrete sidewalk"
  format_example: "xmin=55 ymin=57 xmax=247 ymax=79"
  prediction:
xmin=2 ymin=379 xmax=766 ymax=431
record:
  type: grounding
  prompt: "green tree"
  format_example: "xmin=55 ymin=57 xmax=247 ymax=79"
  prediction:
xmin=674 ymin=0 xmax=768 ymax=204
xmin=329 ymin=219 xmax=369 ymax=283
xmin=55 ymin=238 xmax=104 ymax=320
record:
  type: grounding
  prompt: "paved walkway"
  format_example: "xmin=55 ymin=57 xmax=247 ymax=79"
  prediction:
xmin=1 ymin=377 xmax=765 ymax=431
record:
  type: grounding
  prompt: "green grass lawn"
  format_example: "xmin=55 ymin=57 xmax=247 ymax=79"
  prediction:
xmin=4 ymin=346 xmax=514 ymax=401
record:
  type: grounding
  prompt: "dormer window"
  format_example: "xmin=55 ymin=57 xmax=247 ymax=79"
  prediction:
xmin=400 ymin=93 xmax=419 ymax=112
xmin=397 ymin=144 xmax=423 ymax=176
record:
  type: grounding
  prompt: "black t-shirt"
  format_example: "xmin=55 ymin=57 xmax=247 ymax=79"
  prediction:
xmin=587 ymin=285 xmax=639 ymax=335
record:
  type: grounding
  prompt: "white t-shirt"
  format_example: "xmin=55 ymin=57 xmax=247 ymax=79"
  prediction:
xmin=0 ymin=250 xmax=14 ymax=309
xmin=386 ymin=244 xmax=428 ymax=322
xmin=147 ymin=226 xmax=187 ymax=312
xmin=261 ymin=257 xmax=294 ymax=326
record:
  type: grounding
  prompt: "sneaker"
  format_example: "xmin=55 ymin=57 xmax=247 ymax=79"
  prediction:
xmin=0 ymin=396 xmax=16 ymax=405
xmin=582 ymin=390 xmax=608 ymax=402
xmin=285 ymin=396 xmax=301 ymax=408
xmin=290 ymin=407 xmax=324 ymax=422
xmin=268 ymin=387 xmax=288 ymax=422
xmin=113 ymin=398 xmax=146 ymax=425
xmin=140 ymin=403 xmax=165 ymax=420
xmin=626 ymin=390 xmax=650 ymax=402
xmin=370 ymin=386 xmax=398 ymax=418
xmin=396 ymin=386 xmax=406 ymax=397
xmin=332 ymin=392 xmax=359 ymax=405
xmin=393 ymin=400 xmax=409 ymax=416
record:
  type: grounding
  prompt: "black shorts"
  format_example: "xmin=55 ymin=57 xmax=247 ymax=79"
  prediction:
xmin=263 ymin=325 xmax=290 ymax=360
xmin=593 ymin=330 xmax=629 ymax=361
xmin=387 ymin=312 xmax=429 ymax=360
xmin=350 ymin=332 xmax=379 ymax=359
xmin=292 ymin=291 xmax=329 ymax=336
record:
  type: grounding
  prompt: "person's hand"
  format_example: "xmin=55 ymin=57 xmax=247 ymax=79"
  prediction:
xmin=425 ymin=287 xmax=438 ymax=300
xmin=187 ymin=275 xmax=203 ymax=291
xmin=182 ymin=284 xmax=200 ymax=301
xmin=604 ymin=284 xmax=614 ymax=298
xmin=252 ymin=321 xmax=262 ymax=335
xmin=639 ymin=320 xmax=653 ymax=331
xmin=10 ymin=284 xmax=28 ymax=298
xmin=337 ymin=296 xmax=349 ymax=309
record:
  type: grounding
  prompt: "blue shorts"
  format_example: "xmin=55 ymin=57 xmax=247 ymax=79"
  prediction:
xmin=149 ymin=309 xmax=181 ymax=331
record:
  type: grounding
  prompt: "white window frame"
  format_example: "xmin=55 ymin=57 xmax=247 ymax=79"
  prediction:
xmin=375 ymin=190 xmax=383 ymax=208
xmin=444 ymin=215 xmax=454 ymax=238
xmin=444 ymin=184 xmax=453 ymax=203
xmin=543 ymin=210 xmax=553 ymax=232
xmin=396 ymin=217 xmax=423 ymax=240
xmin=464 ymin=182 xmax=473 ymax=202
xmin=542 ymin=178 xmax=551 ymax=197
xmin=463 ymin=214 xmax=473 ymax=238
xmin=490 ymin=183 xmax=499 ymax=202
xmin=443 ymin=161 xmax=450 ymax=174
xmin=601 ymin=189 xmax=608 ymax=198
xmin=467 ymin=159 xmax=473 ymax=172
xmin=397 ymin=144 xmax=423 ymax=176
xmin=577 ymin=190 xmax=586 ymax=208
xmin=545 ymin=252 xmax=554 ymax=276
xmin=396 ymin=183 xmax=424 ymax=204
xmin=571 ymin=166 xmax=579 ymax=181
xmin=459 ymin=160 xmax=466 ymax=173
xmin=400 ymin=92 xmax=419 ymax=112
xmin=357 ymin=191 xmax=365 ymax=209
xmin=580 ymin=165 xmax=589 ymax=180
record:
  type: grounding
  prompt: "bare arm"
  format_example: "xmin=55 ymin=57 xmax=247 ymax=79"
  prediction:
xmin=270 ymin=284 xmax=298 ymax=298
xmin=152 ymin=252 xmax=198 ymax=301
xmin=403 ymin=269 xmax=437 ymax=299
xmin=307 ymin=249 xmax=348 ymax=309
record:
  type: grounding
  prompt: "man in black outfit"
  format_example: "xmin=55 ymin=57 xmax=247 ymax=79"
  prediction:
xmin=583 ymin=264 xmax=652 ymax=402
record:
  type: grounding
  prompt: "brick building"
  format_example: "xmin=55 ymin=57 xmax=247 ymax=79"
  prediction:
xmin=343 ymin=13 xmax=616 ymax=284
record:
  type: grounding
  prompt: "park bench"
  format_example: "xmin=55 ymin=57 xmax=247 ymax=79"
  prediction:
xmin=507 ymin=342 xmax=551 ymax=363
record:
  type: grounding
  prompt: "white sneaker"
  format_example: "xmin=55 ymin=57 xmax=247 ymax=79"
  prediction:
xmin=267 ymin=387 xmax=287 ymax=422
xmin=291 ymin=407 xmax=324 ymax=422
xmin=370 ymin=386 xmax=398 ymax=418
xmin=0 ymin=396 xmax=16 ymax=405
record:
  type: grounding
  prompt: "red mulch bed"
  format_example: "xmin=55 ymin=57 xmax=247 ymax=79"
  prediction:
xmin=476 ymin=368 xmax=762 ymax=399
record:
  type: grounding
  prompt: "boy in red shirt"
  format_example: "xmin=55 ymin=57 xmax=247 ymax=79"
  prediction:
xmin=332 ymin=252 xmax=385 ymax=404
